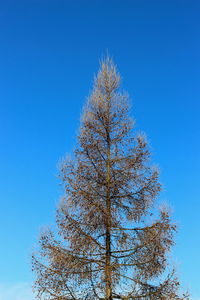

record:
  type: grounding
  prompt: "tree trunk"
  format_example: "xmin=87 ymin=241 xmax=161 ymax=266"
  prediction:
xmin=105 ymin=114 xmax=112 ymax=300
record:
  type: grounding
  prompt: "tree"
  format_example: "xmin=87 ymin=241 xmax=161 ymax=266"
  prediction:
xmin=32 ymin=57 xmax=188 ymax=299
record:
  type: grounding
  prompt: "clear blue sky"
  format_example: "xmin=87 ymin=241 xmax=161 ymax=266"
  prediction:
xmin=0 ymin=1 xmax=199 ymax=299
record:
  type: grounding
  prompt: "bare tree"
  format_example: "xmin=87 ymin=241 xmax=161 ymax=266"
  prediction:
xmin=32 ymin=58 xmax=188 ymax=299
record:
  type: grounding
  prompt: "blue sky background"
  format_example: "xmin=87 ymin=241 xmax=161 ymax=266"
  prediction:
xmin=0 ymin=0 xmax=199 ymax=299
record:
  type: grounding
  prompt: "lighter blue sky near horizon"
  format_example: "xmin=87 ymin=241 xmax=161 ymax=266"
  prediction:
xmin=0 ymin=0 xmax=199 ymax=299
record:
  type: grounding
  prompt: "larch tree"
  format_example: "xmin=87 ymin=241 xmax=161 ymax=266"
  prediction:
xmin=32 ymin=58 xmax=188 ymax=299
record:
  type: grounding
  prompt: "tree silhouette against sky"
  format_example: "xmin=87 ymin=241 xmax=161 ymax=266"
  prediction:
xmin=32 ymin=57 xmax=188 ymax=300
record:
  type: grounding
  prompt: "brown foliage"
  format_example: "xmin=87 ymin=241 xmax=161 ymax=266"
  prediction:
xmin=32 ymin=58 xmax=188 ymax=299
